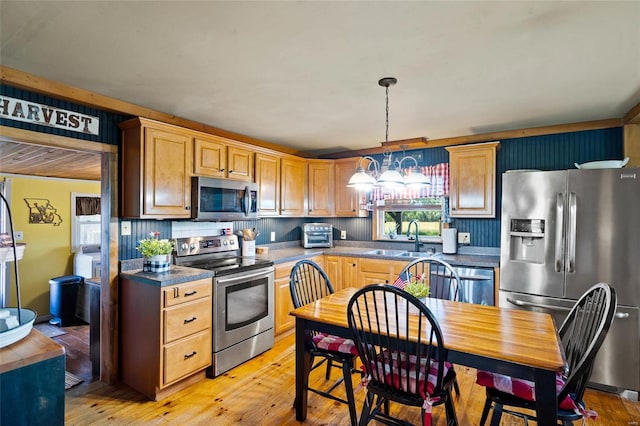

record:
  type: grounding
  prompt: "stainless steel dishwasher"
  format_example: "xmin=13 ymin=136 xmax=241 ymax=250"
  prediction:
xmin=454 ymin=266 xmax=495 ymax=306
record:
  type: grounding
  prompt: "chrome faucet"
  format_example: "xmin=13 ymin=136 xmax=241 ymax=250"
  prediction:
xmin=407 ymin=220 xmax=420 ymax=252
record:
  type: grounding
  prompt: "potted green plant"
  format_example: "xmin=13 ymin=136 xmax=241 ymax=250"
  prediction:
xmin=137 ymin=232 xmax=175 ymax=273
xmin=404 ymin=274 xmax=430 ymax=303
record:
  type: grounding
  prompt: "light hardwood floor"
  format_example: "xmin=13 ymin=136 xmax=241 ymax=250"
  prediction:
xmin=52 ymin=326 xmax=640 ymax=425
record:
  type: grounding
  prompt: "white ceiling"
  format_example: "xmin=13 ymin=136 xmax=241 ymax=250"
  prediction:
xmin=1 ymin=1 xmax=639 ymax=156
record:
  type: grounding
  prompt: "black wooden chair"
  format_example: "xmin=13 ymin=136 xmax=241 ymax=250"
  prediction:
xmin=289 ymin=259 xmax=359 ymax=425
xmin=396 ymin=257 xmax=462 ymax=397
xmin=477 ymin=282 xmax=617 ymax=426
xmin=347 ymin=284 xmax=459 ymax=426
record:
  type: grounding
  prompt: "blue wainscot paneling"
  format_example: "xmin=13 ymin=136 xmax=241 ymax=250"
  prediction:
xmin=451 ymin=127 xmax=623 ymax=247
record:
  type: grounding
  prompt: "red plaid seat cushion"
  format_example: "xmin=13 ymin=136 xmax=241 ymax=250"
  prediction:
xmin=312 ymin=333 xmax=358 ymax=356
xmin=368 ymin=350 xmax=452 ymax=399
xmin=476 ymin=370 xmax=577 ymax=411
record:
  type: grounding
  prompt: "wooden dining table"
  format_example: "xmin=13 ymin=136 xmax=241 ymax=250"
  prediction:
xmin=290 ymin=286 xmax=567 ymax=426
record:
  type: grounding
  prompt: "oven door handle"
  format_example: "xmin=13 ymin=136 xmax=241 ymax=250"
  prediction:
xmin=216 ymin=268 xmax=274 ymax=285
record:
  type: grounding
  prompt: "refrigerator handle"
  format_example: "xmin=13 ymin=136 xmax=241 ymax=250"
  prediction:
xmin=555 ymin=193 xmax=565 ymax=272
xmin=507 ymin=297 xmax=572 ymax=312
xmin=567 ymin=192 xmax=577 ymax=273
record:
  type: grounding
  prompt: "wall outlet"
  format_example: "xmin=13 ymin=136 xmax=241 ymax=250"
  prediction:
xmin=121 ymin=221 xmax=131 ymax=236
xmin=270 ymin=231 xmax=276 ymax=242
xmin=458 ymin=232 xmax=470 ymax=245
xmin=13 ymin=231 xmax=23 ymax=241
xmin=340 ymin=230 xmax=347 ymax=240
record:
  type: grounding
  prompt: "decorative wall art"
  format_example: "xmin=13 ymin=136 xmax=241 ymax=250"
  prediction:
xmin=23 ymin=198 xmax=63 ymax=226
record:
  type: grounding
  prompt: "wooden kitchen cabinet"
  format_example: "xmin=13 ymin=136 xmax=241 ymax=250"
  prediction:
xmin=120 ymin=277 xmax=212 ymax=400
xmin=280 ymin=156 xmax=307 ymax=217
xmin=324 ymin=255 xmax=360 ymax=289
xmin=194 ymin=134 xmax=254 ymax=182
xmin=307 ymin=159 xmax=335 ymax=217
xmin=334 ymin=157 xmax=369 ymax=217
xmin=255 ymin=152 xmax=281 ymax=216
xmin=226 ymin=144 xmax=254 ymax=181
xmin=446 ymin=141 xmax=500 ymax=218
xmin=120 ymin=117 xmax=193 ymax=219
xmin=359 ymin=258 xmax=407 ymax=286
xmin=274 ymin=256 xmax=323 ymax=335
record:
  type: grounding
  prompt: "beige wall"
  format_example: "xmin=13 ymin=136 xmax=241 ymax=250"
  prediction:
xmin=3 ymin=175 xmax=99 ymax=319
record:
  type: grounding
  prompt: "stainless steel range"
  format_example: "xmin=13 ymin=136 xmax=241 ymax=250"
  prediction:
xmin=174 ymin=234 xmax=275 ymax=377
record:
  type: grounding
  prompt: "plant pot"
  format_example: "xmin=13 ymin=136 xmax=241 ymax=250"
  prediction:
xmin=143 ymin=254 xmax=171 ymax=273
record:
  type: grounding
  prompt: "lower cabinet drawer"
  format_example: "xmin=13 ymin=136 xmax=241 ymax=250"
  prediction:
xmin=163 ymin=330 xmax=211 ymax=385
xmin=163 ymin=298 xmax=212 ymax=344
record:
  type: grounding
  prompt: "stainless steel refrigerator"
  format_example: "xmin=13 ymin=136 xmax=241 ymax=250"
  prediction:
xmin=499 ymin=168 xmax=640 ymax=398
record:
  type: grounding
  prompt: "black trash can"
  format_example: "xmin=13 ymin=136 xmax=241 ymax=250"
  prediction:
xmin=49 ymin=275 xmax=83 ymax=326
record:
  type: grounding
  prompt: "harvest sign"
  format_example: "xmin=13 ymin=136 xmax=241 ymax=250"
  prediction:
xmin=0 ymin=95 xmax=100 ymax=136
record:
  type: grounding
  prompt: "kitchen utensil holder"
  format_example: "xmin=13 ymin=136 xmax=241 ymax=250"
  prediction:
xmin=242 ymin=240 xmax=256 ymax=257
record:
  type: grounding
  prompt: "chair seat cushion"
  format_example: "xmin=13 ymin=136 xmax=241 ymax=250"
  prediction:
xmin=312 ymin=333 xmax=358 ymax=355
xmin=476 ymin=370 xmax=577 ymax=411
xmin=368 ymin=350 xmax=453 ymax=398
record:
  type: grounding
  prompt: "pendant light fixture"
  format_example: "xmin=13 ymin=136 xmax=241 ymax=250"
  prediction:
xmin=347 ymin=77 xmax=429 ymax=190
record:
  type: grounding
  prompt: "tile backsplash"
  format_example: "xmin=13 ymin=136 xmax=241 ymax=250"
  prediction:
xmin=171 ymin=221 xmax=233 ymax=238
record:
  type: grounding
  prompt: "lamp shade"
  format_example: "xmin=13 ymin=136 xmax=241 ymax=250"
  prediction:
xmin=347 ymin=166 xmax=377 ymax=191
xmin=377 ymin=168 xmax=405 ymax=188
xmin=403 ymin=167 xmax=431 ymax=188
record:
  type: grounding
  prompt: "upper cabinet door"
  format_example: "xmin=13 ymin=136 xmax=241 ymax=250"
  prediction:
xmin=143 ymin=126 xmax=192 ymax=218
xmin=194 ymin=135 xmax=253 ymax=182
xmin=446 ymin=141 xmax=500 ymax=218
xmin=194 ymin=135 xmax=226 ymax=178
xmin=334 ymin=158 xmax=369 ymax=217
xmin=226 ymin=145 xmax=254 ymax=182
xmin=280 ymin=157 xmax=306 ymax=216
xmin=255 ymin=152 xmax=281 ymax=217
xmin=307 ymin=160 xmax=334 ymax=217
xmin=120 ymin=118 xmax=193 ymax=219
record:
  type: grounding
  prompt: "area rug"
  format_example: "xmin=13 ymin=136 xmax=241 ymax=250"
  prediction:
xmin=34 ymin=323 xmax=67 ymax=339
xmin=65 ymin=371 xmax=83 ymax=390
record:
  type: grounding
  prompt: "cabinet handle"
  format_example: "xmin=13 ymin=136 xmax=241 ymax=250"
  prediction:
xmin=184 ymin=317 xmax=197 ymax=324
xmin=184 ymin=290 xmax=197 ymax=297
xmin=220 ymin=168 xmax=225 ymax=172
xmin=185 ymin=206 xmax=191 ymax=210
xmin=229 ymin=170 xmax=234 ymax=173
xmin=184 ymin=351 xmax=197 ymax=359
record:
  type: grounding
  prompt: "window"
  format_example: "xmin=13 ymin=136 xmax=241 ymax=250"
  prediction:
xmin=71 ymin=193 xmax=101 ymax=253
xmin=373 ymin=197 xmax=443 ymax=241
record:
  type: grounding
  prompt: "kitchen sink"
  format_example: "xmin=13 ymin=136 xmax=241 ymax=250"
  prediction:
xmin=364 ymin=249 xmax=409 ymax=256
xmin=364 ymin=249 xmax=434 ymax=258
xmin=400 ymin=251 xmax=432 ymax=258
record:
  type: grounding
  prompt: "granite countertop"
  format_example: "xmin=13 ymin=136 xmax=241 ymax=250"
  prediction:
xmin=258 ymin=246 xmax=500 ymax=268
xmin=120 ymin=265 xmax=214 ymax=287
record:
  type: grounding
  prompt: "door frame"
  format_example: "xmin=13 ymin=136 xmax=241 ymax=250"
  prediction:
xmin=0 ymin=125 xmax=119 ymax=383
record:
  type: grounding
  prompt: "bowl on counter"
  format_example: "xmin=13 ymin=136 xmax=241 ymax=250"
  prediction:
xmin=574 ymin=157 xmax=629 ymax=169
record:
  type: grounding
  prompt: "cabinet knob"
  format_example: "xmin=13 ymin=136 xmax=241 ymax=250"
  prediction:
xmin=352 ymin=209 xmax=356 ymax=212
xmin=309 ymin=209 xmax=313 ymax=212
xmin=185 ymin=206 xmax=191 ymax=210
xmin=229 ymin=170 xmax=233 ymax=173
xmin=220 ymin=168 xmax=225 ymax=172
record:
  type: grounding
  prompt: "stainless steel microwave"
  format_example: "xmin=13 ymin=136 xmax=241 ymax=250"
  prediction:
xmin=191 ymin=177 xmax=258 ymax=221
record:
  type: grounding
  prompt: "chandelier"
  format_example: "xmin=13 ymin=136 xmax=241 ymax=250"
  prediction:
xmin=347 ymin=77 xmax=429 ymax=191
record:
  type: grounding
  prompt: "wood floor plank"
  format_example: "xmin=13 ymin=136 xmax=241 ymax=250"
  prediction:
xmin=48 ymin=325 xmax=640 ymax=425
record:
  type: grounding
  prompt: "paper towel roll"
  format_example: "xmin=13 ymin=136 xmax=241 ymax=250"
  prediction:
xmin=442 ymin=228 xmax=457 ymax=254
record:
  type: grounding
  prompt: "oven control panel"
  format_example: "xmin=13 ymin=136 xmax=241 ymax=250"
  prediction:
xmin=175 ymin=235 xmax=238 ymax=257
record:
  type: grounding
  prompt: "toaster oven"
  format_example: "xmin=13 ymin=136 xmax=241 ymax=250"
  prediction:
xmin=302 ymin=223 xmax=333 ymax=248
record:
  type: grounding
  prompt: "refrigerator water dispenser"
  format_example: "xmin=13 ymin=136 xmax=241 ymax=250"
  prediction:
xmin=508 ymin=219 xmax=545 ymax=263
